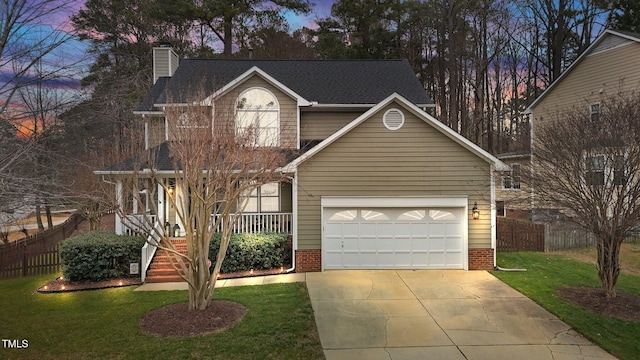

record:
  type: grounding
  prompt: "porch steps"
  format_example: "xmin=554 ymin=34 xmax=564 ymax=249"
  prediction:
xmin=144 ymin=238 xmax=188 ymax=283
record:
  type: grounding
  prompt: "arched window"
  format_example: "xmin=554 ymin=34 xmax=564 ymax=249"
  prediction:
xmin=235 ymin=88 xmax=280 ymax=146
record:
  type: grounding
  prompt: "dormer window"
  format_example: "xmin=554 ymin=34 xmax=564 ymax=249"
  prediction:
xmin=235 ymin=87 xmax=280 ymax=146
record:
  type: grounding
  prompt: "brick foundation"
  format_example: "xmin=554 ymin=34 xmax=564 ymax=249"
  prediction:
xmin=295 ymin=249 xmax=321 ymax=272
xmin=295 ymin=248 xmax=493 ymax=272
xmin=468 ymin=248 xmax=494 ymax=270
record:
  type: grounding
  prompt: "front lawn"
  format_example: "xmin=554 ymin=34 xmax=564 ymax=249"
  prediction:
xmin=0 ymin=275 xmax=324 ymax=359
xmin=494 ymin=252 xmax=640 ymax=360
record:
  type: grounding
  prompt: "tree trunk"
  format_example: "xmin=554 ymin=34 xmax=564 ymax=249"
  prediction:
xmin=35 ymin=204 xmax=45 ymax=232
xmin=223 ymin=15 xmax=233 ymax=57
xmin=596 ymin=236 xmax=622 ymax=298
xmin=45 ymin=205 xmax=53 ymax=228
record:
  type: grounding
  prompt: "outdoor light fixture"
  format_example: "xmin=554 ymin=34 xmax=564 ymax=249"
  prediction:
xmin=173 ymin=223 xmax=180 ymax=237
xmin=472 ymin=202 xmax=480 ymax=220
xmin=164 ymin=221 xmax=171 ymax=236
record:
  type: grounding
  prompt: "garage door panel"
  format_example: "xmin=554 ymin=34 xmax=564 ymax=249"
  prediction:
xmin=377 ymin=223 xmax=395 ymax=236
xmin=323 ymin=206 xmax=465 ymax=270
xmin=411 ymin=238 xmax=428 ymax=251
xmin=378 ymin=238 xmax=396 ymax=251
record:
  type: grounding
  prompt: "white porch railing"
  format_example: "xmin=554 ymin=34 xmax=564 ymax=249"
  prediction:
xmin=122 ymin=213 xmax=157 ymax=236
xmin=141 ymin=221 xmax=163 ymax=282
xmin=211 ymin=213 xmax=293 ymax=234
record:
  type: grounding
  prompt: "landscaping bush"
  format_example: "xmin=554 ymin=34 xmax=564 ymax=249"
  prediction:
xmin=209 ymin=232 xmax=290 ymax=273
xmin=59 ymin=231 xmax=145 ymax=282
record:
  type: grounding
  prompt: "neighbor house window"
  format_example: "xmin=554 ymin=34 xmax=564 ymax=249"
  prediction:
xmin=496 ymin=201 xmax=505 ymax=217
xmin=586 ymin=155 xmax=605 ymax=186
xmin=240 ymin=182 xmax=280 ymax=213
xmin=590 ymin=103 xmax=600 ymax=122
xmin=613 ymin=155 xmax=626 ymax=186
xmin=235 ymin=88 xmax=279 ymax=146
xmin=503 ymin=163 xmax=521 ymax=190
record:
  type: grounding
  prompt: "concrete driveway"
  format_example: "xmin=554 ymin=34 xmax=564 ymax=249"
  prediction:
xmin=306 ymin=270 xmax=616 ymax=360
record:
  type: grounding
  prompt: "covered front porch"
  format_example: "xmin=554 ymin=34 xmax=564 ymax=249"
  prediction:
xmin=109 ymin=177 xmax=294 ymax=282
xmin=113 ymin=177 xmax=294 ymax=237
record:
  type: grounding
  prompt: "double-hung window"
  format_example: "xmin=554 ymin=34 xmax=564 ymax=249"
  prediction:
xmin=585 ymin=153 xmax=626 ymax=187
xmin=586 ymin=155 xmax=605 ymax=186
xmin=240 ymin=182 xmax=280 ymax=213
xmin=590 ymin=103 xmax=600 ymax=122
xmin=503 ymin=163 xmax=521 ymax=190
xmin=235 ymin=88 xmax=280 ymax=146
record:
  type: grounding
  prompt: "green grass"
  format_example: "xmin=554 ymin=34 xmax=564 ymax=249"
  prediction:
xmin=0 ymin=275 xmax=324 ymax=360
xmin=494 ymin=252 xmax=640 ymax=360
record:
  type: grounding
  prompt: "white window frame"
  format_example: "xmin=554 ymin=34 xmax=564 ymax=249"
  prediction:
xmin=239 ymin=182 xmax=281 ymax=213
xmin=590 ymin=102 xmax=600 ymax=122
xmin=235 ymin=87 xmax=280 ymax=146
xmin=584 ymin=151 xmax=626 ymax=187
xmin=503 ymin=163 xmax=521 ymax=190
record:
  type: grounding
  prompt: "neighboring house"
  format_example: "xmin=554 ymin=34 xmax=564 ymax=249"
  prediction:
xmin=526 ymin=29 xmax=640 ymax=221
xmin=96 ymin=45 xmax=508 ymax=275
xmin=494 ymin=152 xmax=531 ymax=219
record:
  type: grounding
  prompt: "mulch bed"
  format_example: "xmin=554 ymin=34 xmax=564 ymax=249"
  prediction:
xmin=139 ymin=301 xmax=247 ymax=338
xmin=37 ymin=265 xmax=292 ymax=293
xmin=557 ymin=286 xmax=640 ymax=322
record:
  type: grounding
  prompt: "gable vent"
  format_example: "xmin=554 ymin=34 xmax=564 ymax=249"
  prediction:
xmin=383 ymin=108 xmax=405 ymax=130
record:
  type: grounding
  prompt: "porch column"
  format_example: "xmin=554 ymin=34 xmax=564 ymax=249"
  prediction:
xmin=157 ymin=181 xmax=165 ymax=224
xmin=115 ymin=180 xmax=124 ymax=235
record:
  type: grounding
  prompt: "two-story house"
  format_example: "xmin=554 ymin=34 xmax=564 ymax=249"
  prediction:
xmin=96 ymin=45 xmax=508 ymax=276
xmin=526 ymin=29 xmax=640 ymax=221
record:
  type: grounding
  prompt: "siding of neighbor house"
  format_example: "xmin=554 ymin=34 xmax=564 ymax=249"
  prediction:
xmin=300 ymin=112 xmax=363 ymax=141
xmin=296 ymin=101 xmax=493 ymax=250
xmin=532 ymin=40 xmax=640 ymax=132
xmin=494 ymin=156 xmax=531 ymax=215
xmin=214 ymin=75 xmax=298 ymax=149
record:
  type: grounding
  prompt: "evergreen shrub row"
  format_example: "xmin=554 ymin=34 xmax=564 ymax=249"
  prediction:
xmin=59 ymin=232 xmax=145 ymax=282
xmin=209 ymin=232 xmax=290 ymax=273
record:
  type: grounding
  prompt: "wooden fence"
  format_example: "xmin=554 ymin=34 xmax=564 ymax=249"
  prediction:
xmin=496 ymin=217 xmax=545 ymax=252
xmin=498 ymin=218 xmax=638 ymax=252
xmin=0 ymin=213 xmax=83 ymax=279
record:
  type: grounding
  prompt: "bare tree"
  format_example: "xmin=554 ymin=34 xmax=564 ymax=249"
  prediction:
xmin=118 ymin=91 xmax=290 ymax=310
xmin=0 ymin=0 xmax=78 ymax=115
xmin=533 ymin=90 xmax=640 ymax=298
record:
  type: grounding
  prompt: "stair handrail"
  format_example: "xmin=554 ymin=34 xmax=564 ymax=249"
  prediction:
xmin=141 ymin=220 xmax=163 ymax=282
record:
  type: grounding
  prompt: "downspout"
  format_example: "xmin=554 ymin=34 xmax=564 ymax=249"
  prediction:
xmin=490 ymin=164 xmax=497 ymax=268
xmin=285 ymin=172 xmax=298 ymax=273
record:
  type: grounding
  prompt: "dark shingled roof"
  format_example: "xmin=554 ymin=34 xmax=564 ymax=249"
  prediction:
xmin=99 ymin=142 xmax=308 ymax=173
xmin=136 ymin=59 xmax=431 ymax=111
xmin=99 ymin=142 xmax=174 ymax=172
xmin=135 ymin=77 xmax=170 ymax=113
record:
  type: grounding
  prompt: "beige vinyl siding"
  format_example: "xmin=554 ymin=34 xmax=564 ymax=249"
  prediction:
xmin=532 ymin=41 xmax=640 ymax=133
xmin=146 ymin=116 xmax=166 ymax=149
xmin=300 ymin=112 xmax=363 ymax=140
xmin=280 ymin=182 xmax=292 ymax=213
xmin=214 ymin=75 xmax=297 ymax=148
xmin=297 ymin=102 xmax=493 ymax=250
xmin=494 ymin=157 xmax=531 ymax=212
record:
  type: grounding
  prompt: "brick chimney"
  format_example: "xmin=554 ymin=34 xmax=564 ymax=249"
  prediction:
xmin=152 ymin=44 xmax=179 ymax=84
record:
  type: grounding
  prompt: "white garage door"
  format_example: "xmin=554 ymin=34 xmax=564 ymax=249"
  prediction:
xmin=323 ymin=207 xmax=464 ymax=269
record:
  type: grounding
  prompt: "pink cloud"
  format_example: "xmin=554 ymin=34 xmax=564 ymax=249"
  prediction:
xmin=286 ymin=0 xmax=335 ymax=30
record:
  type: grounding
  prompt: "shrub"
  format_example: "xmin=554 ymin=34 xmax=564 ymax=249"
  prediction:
xmin=59 ymin=231 xmax=145 ymax=282
xmin=209 ymin=232 xmax=290 ymax=273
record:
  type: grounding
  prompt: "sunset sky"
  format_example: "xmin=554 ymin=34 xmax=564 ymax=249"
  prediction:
xmin=39 ymin=0 xmax=337 ymax=79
